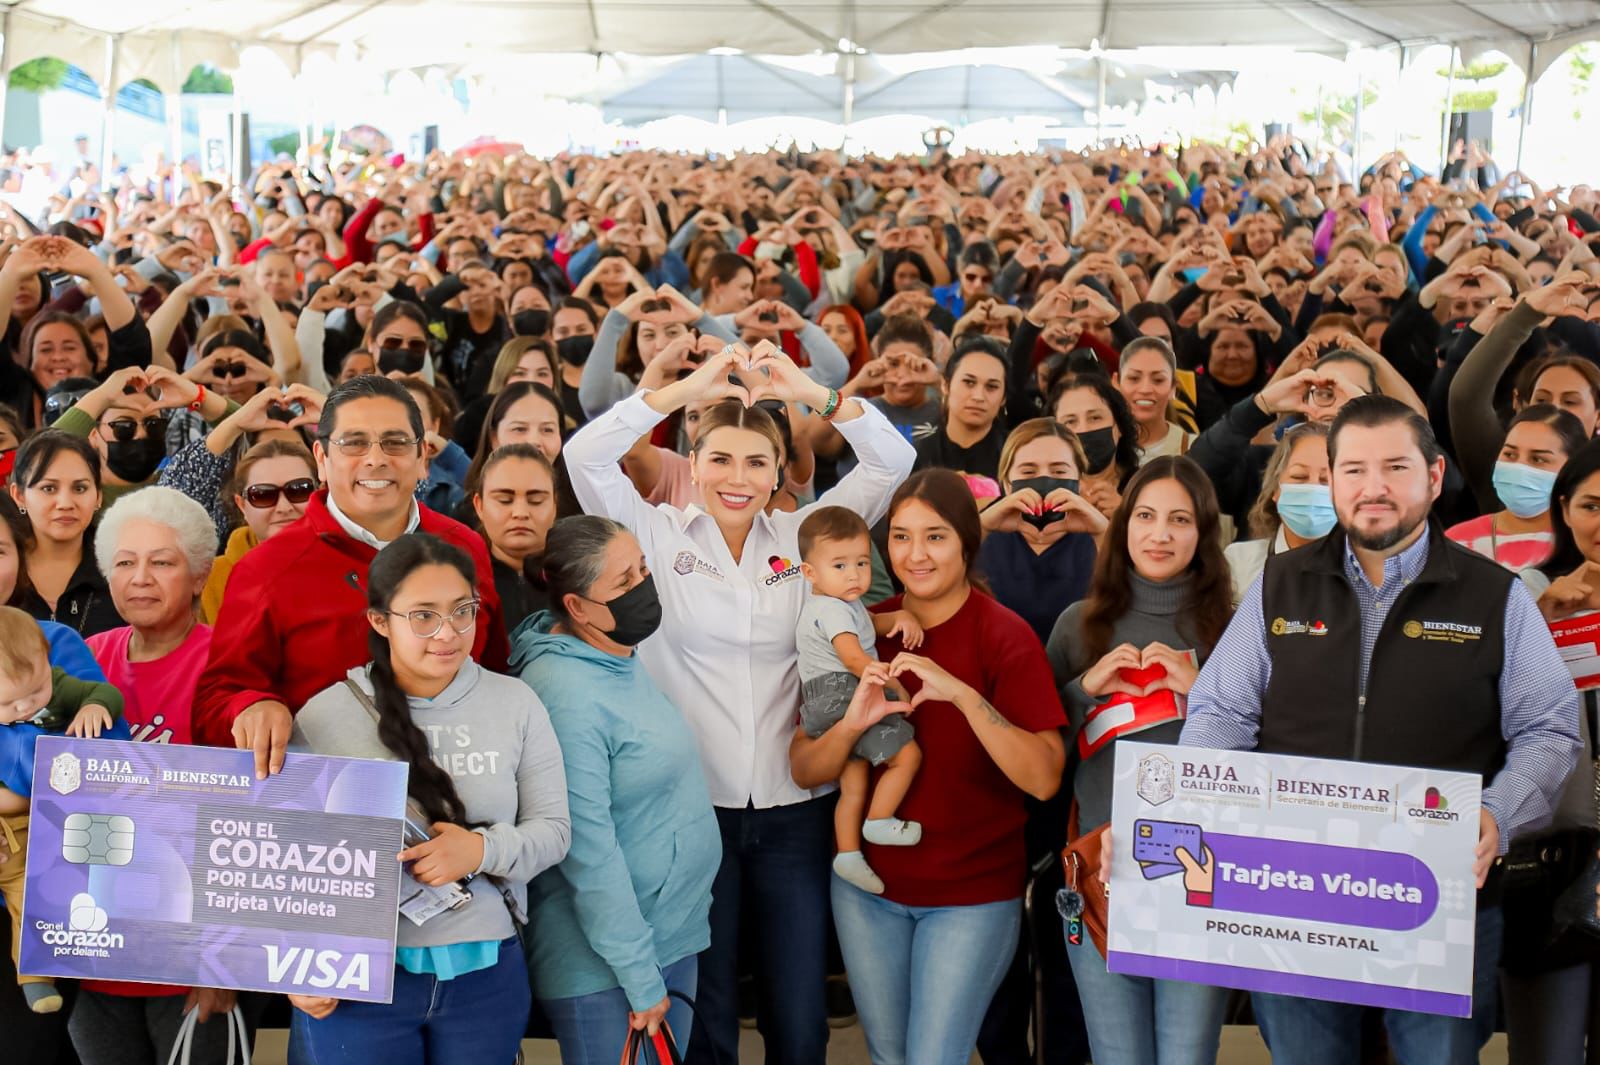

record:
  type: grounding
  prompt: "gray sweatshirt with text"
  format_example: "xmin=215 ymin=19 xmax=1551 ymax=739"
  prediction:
xmin=291 ymin=661 xmax=572 ymax=947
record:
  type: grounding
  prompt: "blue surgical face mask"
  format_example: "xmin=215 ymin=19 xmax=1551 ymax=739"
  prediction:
xmin=1492 ymin=461 xmax=1558 ymax=519
xmin=1276 ymin=483 xmax=1337 ymax=540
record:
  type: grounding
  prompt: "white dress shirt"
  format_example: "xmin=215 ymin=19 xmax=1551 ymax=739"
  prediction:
xmin=565 ymin=391 xmax=917 ymax=809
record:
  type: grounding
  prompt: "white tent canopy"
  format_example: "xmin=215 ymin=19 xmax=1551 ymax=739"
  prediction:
xmin=596 ymin=52 xmax=1235 ymax=124
xmin=5 ymin=0 xmax=1598 ymax=96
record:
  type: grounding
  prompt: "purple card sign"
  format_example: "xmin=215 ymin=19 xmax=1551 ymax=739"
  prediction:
xmin=20 ymin=737 xmax=408 ymax=1004
xmin=1107 ymin=742 xmax=1481 ymax=1018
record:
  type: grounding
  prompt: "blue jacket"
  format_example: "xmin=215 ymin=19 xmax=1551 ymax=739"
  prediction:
xmin=0 ymin=622 xmax=129 ymax=795
xmin=512 ymin=612 xmax=720 ymax=1009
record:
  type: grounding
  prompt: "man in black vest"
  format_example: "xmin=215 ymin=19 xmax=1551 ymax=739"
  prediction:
xmin=1180 ymin=395 xmax=1580 ymax=1065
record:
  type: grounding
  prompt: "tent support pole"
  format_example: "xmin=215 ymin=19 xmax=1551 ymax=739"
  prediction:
xmin=1440 ymin=46 xmax=1457 ymax=174
xmin=1395 ymin=46 xmax=1406 ymax=150
xmin=1352 ymin=68 xmax=1363 ymax=176
xmin=1516 ymin=41 xmax=1535 ymax=174
xmin=169 ymin=33 xmax=183 ymax=199
xmin=843 ymin=52 xmax=855 ymax=131
xmin=1096 ymin=57 xmax=1106 ymax=145
xmin=0 ymin=13 xmax=12 ymax=154
xmin=101 ymin=35 xmax=120 ymax=181
xmin=232 ymin=82 xmax=244 ymax=190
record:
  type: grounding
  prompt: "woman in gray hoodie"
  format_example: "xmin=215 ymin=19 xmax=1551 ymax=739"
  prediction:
xmin=287 ymin=532 xmax=571 ymax=1065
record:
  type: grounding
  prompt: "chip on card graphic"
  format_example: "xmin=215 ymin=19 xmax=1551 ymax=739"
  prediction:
xmin=61 ymin=812 xmax=135 ymax=866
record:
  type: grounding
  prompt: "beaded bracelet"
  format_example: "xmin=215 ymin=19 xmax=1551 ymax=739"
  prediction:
xmin=819 ymin=388 xmax=842 ymax=420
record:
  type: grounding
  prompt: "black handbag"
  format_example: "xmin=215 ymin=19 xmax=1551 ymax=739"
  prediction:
xmin=1503 ymin=691 xmax=1600 ymax=971
xmin=1553 ymin=753 xmax=1600 ymax=941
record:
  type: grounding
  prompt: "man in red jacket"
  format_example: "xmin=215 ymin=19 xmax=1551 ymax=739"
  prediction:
xmin=193 ymin=375 xmax=507 ymax=777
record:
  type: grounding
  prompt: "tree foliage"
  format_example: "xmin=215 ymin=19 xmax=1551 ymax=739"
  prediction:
xmin=9 ymin=58 xmax=69 ymax=93
xmin=181 ymin=65 xmax=234 ymax=94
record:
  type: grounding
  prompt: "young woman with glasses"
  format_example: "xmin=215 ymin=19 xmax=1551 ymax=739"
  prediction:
xmin=288 ymin=532 xmax=570 ymax=1065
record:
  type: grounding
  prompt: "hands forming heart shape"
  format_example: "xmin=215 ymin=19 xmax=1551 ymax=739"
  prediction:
xmin=1083 ymin=641 xmax=1200 ymax=700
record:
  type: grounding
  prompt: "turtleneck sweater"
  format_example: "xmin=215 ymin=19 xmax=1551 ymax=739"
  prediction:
xmin=1046 ymin=571 xmax=1206 ymax=832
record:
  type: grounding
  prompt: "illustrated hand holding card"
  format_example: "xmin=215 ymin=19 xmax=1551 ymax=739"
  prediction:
xmin=1133 ymin=819 xmax=1204 ymax=880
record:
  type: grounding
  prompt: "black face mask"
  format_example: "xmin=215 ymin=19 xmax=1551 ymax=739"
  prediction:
xmin=1009 ymin=476 xmax=1079 ymax=530
xmin=587 ymin=574 xmax=662 ymax=647
xmin=512 ymin=310 xmax=550 ymax=337
xmin=556 ymin=335 xmax=594 ymax=367
xmin=104 ymin=437 xmax=166 ymax=483
xmin=1076 ymin=427 xmax=1118 ymax=475
xmin=377 ymin=348 xmax=426 ymax=375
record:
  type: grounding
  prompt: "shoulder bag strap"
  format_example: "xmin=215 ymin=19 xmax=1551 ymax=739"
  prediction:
xmin=344 ymin=678 xmax=528 ymax=926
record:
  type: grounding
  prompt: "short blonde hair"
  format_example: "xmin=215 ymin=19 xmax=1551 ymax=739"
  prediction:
xmin=0 ymin=606 xmax=48 ymax=680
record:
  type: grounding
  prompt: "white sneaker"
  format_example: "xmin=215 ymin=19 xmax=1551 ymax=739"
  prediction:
xmin=863 ymin=818 xmax=922 ymax=846
xmin=833 ymin=850 xmax=885 ymax=894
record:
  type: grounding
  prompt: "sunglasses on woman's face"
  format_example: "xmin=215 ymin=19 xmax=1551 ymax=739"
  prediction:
xmin=102 ymin=415 xmax=169 ymax=442
xmin=243 ymin=478 xmax=317 ymax=509
xmin=212 ymin=360 xmax=248 ymax=379
xmin=377 ymin=336 xmax=429 ymax=356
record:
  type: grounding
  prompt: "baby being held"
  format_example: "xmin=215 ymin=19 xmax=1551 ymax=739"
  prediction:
xmin=794 ymin=507 xmax=923 ymax=896
xmin=0 ymin=606 xmax=125 ymax=1013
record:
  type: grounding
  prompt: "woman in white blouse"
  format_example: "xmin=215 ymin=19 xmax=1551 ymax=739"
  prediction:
xmin=564 ymin=341 xmax=916 ymax=1065
xmin=1223 ymin=423 xmax=1333 ymax=605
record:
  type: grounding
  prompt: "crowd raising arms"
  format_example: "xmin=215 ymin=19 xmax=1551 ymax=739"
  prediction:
xmin=0 ymin=134 xmax=1597 ymax=1065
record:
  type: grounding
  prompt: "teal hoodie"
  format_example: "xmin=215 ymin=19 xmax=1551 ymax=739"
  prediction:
xmin=512 ymin=611 xmax=720 ymax=1009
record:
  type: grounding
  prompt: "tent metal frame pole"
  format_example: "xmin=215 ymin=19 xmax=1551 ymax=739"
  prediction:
xmin=101 ymin=34 xmax=120 ymax=182
xmin=1440 ymin=45 xmax=1457 ymax=174
xmin=1096 ymin=56 xmax=1106 ymax=145
xmin=169 ymin=32 xmax=183 ymax=201
xmin=1394 ymin=46 xmax=1407 ymax=150
xmin=1352 ymin=68 xmax=1363 ymax=175
xmin=1516 ymin=40 xmax=1536 ymax=174
xmin=0 ymin=12 xmax=12 ymax=154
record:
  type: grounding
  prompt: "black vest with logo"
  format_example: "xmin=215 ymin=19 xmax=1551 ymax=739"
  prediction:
xmin=1258 ymin=521 xmax=1512 ymax=784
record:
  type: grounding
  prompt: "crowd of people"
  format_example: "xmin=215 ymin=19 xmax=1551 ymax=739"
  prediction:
xmin=0 ymin=133 xmax=1597 ymax=1065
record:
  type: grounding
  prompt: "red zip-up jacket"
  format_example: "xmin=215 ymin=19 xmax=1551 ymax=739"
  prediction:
xmin=192 ymin=491 xmax=508 ymax=747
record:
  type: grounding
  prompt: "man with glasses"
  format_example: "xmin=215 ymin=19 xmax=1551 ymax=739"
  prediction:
xmin=194 ymin=374 xmax=507 ymax=778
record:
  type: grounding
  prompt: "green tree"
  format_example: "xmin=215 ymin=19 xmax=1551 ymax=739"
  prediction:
xmin=181 ymin=65 xmax=234 ymax=94
xmin=1571 ymin=43 xmax=1595 ymax=122
xmin=1297 ymin=85 xmax=1379 ymax=146
xmin=1437 ymin=58 xmax=1505 ymax=112
xmin=8 ymin=58 xmax=69 ymax=93
xmin=266 ymin=129 xmax=335 ymax=157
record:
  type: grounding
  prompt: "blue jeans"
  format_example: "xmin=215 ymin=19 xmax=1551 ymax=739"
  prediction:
xmin=288 ymin=938 xmax=529 ymax=1065
xmin=540 ymin=955 xmax=698 ymax=1065
xmin=1253 ymin=905 xmax=1505 ymax=1065
xmin=685 ymin=797 xmax=833 ymax=1065
xmin=831 ymin=874 xmax=1021 ymax=1065
xmin=1064 ymin=923 xmax=1227 ymax=1065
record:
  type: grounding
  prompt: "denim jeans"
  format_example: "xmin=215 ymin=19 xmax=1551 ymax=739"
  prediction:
xmin=540 ymin=955 xmax=698 ymax=1065
xmin=684 ymin=796 xmax=834 ymax=1065
xmin=288 ymin=938 xmax=529 ymax=1065
xmin=1253 ymin=905 xmax=1505 ymax=1065
xmin=831 ymin=874 xmax=1021 ymax=1065
xmin=1501 ymin=961 xmax=1600 ymax=1064
xmin=1064 ymin=923 xmax=1227 ymax=1065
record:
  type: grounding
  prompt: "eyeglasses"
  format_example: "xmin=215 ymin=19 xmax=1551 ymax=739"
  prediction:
xmin=212 ymin=360 xmax=249 ymax=379
xmin=377 ymin=337 xmax=429 ymax=356
xmin=243 ymin=478 xmax=317 ymax=509
xmin=387 ymin=599 xmax=481 ymax=639
xmin=102 ymin=415 xmax=169 ymax=442
xmin=323 ymin=434 xmax=421 ymax=457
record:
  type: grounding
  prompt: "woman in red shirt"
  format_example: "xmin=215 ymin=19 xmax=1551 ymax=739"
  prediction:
xmin=790 ymin=468 xmax=1066 ymax=1065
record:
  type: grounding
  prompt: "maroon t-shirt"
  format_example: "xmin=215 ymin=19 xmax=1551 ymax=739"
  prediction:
xmin=869 ymin=589 xmax=1066 ymax=907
